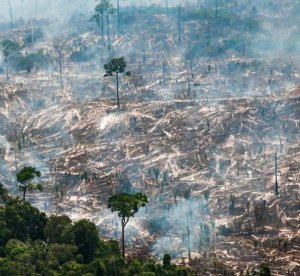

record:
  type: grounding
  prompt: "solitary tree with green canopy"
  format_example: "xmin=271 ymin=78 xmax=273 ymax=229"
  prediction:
xmin=104 ymin=57 xmax=131 ymax=109
xmin=107 ymin=193 xmax=147 ymax=258
xmin=16 ymin=166 xmax=42 ymax=201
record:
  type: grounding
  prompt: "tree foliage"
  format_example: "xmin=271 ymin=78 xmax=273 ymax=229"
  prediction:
xmin=92 ymin=0 xmax=115 ymax=51
xmin=0 ymin=197 xmax=47 ymax=251
xmin=62 ymin=219 xmax=100 ymax=263
xmin=108 ymin=193 xmax=147 ymax=257
xmin=0 ymin=183 xmax=9 ymax=204
xmin=44 ymin=215 xmax=72 ymax=244
xmin=107 ymin=193 xmax=147 ymax=223
xmin=104 ymin=57 xmax=129 ymax=77
xmin=0 ymin=39 xmax=20 ymax=58
xmin=93 ymin=0 xmax=115 ymax=22
xmin=16 ymin=166 xmax=42 ymax=201
xmin=104 ymin=57 xmax=131 ymax=108
xmin=0 ymin=190 xmax=194 ymax=275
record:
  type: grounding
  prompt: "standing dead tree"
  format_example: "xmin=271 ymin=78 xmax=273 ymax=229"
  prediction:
xmin=7 ymin=0 xmax=13 ymax=26
xmin=177 ymin=5 xmax=182 ymax=44
xmin=53 ymin=39 xmax=66 ymax=88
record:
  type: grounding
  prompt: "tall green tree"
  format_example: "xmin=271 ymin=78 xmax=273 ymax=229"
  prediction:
xmin=93 ymin=0 xmax=115 ymax=51
xmin=104 ymin=0 xmax=115 ymax=51
xmin=16 ymin=166 xmax=42 ymax=201
xmin=92 ymin=0 xmax=107 ymax=39
xmin=104 ymin=57 xmax=131 ymax=109
xmin=107 ymin=193 xmax=147 ymax=258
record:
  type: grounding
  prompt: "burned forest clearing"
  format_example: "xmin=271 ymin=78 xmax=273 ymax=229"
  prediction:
xmin=1 ymin=0 xmax=300 ymax=275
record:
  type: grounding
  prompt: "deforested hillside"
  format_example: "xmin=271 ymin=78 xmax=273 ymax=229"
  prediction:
xmin=1 ymin=0 xmax=300 ymax=274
